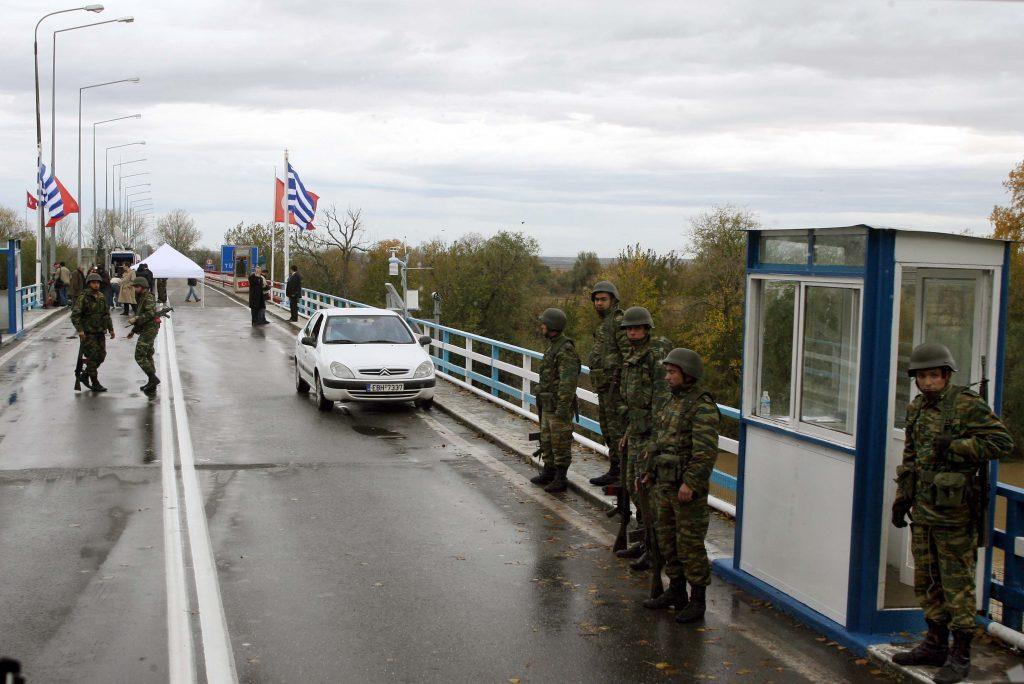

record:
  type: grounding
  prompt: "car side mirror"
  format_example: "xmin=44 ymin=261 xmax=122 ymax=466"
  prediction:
xmin=418 ymin=335 xmax=432 ymax=346
xmin=301 ymin=335 xmax=316 ymax=347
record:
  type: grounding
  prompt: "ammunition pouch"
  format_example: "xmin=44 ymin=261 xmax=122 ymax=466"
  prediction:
xmin=919 ymin=470 xmax=970 ymax=509
xmin=652 ymin=457 xmax=682 ymax=485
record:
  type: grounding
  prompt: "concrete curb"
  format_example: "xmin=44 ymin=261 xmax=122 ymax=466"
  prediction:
xmin=0 ymin=306 xmax=69 ymax=351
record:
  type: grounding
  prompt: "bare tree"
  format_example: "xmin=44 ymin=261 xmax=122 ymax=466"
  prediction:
xmin=293 ymin=205 xmax=368 ymax=296
xmin=155 ymin=209 xmax=201 ymax=256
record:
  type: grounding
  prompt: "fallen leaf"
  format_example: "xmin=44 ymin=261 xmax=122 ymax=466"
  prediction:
xmin=373 ymin=582 xmax=385 ymax=587
xmin=854 ymin=659 xmax=868 ymax=666
xmin=655 ymin=662 xmax=672 ymax=670
xmin=509 ymin=679 xmax=520 ymax=684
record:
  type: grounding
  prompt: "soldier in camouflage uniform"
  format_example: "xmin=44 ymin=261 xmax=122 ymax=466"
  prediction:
xmin=587 ymin=281 xmax=630 ymax=488
xmin=891 ymin=343 xmax=1014 ymax=684
xmin=70 ymin=273 xmax=115 ymax=392
xmin=641 ymin=348 xmax=719 ymax=623
xmin=615 ymin=306 xmax=672 ymax=569
xmin=126 ymin=277 xmax=162 ymax=393
xmin=530 ymin=308 xmax=581 ymax=493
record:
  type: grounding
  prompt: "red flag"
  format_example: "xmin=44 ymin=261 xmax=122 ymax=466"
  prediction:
xmin=26 ymin=191 xmax=38 ymax=210
xmin=274 ymin=177 xmax=319 ymax=230
xmin=45 ymin=176 xmax=79 ymax=228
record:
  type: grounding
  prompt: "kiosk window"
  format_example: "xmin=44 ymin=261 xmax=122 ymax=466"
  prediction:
xmin=760 ymin=235 xmax=809 ymax=265
xmin=800 ymin=286 xmax=860 ymax=435
xmin=813 ymin=234 xmax=866 ymax=267
xmin=757 ymin=281 xmax=796 ymax=420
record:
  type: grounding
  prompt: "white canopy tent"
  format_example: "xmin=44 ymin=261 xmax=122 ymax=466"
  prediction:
xmin=138 ymin=244 xmax=207 ymax=308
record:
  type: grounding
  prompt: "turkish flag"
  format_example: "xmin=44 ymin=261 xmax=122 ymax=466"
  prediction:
xmin=26 ymin=191 xmax=38 ymax=210
xmin=274 ymin=177 xmax=319 ymax=230
xmin=45 ymin=176 xmax=79 ymax=228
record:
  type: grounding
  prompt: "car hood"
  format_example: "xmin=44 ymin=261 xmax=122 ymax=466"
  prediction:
xmin=317 ymin=343 xmax=430 ymax=371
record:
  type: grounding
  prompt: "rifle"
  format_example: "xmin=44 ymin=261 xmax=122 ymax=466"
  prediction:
xmin=612 ymin=463 xmax=631 ymax=552
xmin=125 ymin=306 xmax=174 ymax=334
xmin=976 ymin=356 xmax=991 ymax=546
xmin=529 ymin=393 xmax=544 ymax=459
xmin=73 ymin=334 xmax=89 ymax=391
xmin=637 ymin=475 xmax=665 ymax=599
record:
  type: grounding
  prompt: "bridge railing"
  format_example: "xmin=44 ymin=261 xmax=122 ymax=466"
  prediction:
xmin=990 ymin=482 xmax=1024 ymax=633
xmin=18 ymin=283 xmax=43 ymax=311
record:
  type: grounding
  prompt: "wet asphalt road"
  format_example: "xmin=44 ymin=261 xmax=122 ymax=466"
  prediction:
xmin=0 ymin=283 xmax=889 ymax=683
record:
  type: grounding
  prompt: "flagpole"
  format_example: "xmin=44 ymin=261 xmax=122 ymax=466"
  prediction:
xmin=283 ymin=149 xmax=290 ymax=281
xmin=270 ymin=165 xmax=276 ymax=288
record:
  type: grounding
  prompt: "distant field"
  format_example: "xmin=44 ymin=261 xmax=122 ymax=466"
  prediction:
xmin=540 ymin=256 xmax=614 ymax=271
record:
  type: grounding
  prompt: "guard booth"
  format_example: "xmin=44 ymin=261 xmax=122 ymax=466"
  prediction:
xmin=715 ymin=225 xmax=1011 ymax=651
xmin=1 ymin=239 xmax=24 ymax=337
xmin=220 ymin=244 xmax=259 ymax=292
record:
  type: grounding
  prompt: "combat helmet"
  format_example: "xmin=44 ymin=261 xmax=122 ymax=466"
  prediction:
xmin=907 ymin=342 xmax=957 ymax=375
xmin=620 ymin=306 xmax=654 ymax=329
xmin=85 ymin=273 xmax=103 ymax=284
xmin=539 ymin=308 xmax=567 ymax=332
xmin=662 ymin=347 xmax=703 ymax=380
xmin=133 ymin=277 xmax=150 ymax=288
xmin=590 ymin=280 xmax=620 ymax=301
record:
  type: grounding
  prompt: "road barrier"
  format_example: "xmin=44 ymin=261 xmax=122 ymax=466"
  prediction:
xmin=18 ymin=283 xmax=43 ymax=311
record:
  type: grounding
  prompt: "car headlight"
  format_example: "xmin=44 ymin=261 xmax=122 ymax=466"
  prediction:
xmin=331 ymin=362 xmax=355 ymax=379
xmin=413 ymin=361 xmax=434 ymax=378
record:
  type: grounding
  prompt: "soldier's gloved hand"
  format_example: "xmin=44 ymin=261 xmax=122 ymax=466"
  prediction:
xmin=933 ymin=433 xmax=954 ymax=456
xmin=78 ymin=331 xmax=85 ymax=340
xmin=891 ymin=499 xmax=911 ymax=528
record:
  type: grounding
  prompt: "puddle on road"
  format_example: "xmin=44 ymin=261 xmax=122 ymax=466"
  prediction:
xmin=351 ymin=425 xmax=405 ymax=440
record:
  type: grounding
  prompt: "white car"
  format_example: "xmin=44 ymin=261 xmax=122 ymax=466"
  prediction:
xmin=294 ymin=307 xmax=436 ymax=411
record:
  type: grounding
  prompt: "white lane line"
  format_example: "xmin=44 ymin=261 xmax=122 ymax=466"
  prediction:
xmin=0 ymin=310 xmax=71 ymax=368
xmin=158 ymin=328 xmax=197 ymax=684
xmin=165 ymin=317 xmax=239 ymax=684
xmin=419 ymin=412 xmax=829 ymax=683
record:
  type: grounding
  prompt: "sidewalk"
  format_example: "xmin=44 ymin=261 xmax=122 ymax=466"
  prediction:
xmin=0 ymin=305 xmax=69 ymax=354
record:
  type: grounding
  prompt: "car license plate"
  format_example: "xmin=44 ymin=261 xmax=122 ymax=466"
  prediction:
xmin=367 ymin=383 xmax=404 ymax=392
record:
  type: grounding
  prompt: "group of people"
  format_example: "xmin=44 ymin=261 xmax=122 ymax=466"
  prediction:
xmin=532 ymin=280 xmax=720 ymax=625
xmin=533 ymin=281 xmax=1012 ymax=683
xmin=248 ymin=264 xmax=303 ymax=326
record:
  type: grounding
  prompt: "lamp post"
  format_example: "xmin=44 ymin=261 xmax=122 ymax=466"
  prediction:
xmin=34 ymin=4 xmax=104 ymax=298
xmin=78 ymin=78 xmax=138 ymax=266
xmin=92 ymin=116 xmax=140 ymax=252
xmin=50 ymin=16 xmax=132 ymax=271
xmin=117 ymin=170 xmax=149 ymax=213
xmin=108 ymin=157 xmax=145 ymax=215
xmin=387 ymin=246 xmax=432 ymax=316
xmin=105 ymin=152 xmax=144 ymax=244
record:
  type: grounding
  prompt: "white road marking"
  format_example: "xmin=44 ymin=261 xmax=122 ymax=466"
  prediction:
xmin=165 ymin=318 xmax=239 ymax=683
xmin=207 ymin=283 xmax=250 ymax=310
xmin=158 ymin=328 xmax=197 ymax=684
xmin=0 ymin=310 xmax=71 ymax=368
xmin=419 ymin=411 xmax=831 ymax=683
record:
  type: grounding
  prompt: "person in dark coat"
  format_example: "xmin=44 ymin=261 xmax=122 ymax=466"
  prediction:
xmin=248 ymin=267 xmax=269 ymax=326
xmin=135 ymin=263 xmax=155 ymax=292
xmin=96 ymin=266 xmax=113 ymax=308
xmin=285 ymin=265 xmax=302 ymax=322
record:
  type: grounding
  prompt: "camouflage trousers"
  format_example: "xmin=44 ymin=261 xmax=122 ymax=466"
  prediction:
xmin=81 ymin=333 xmax=107 ymax=375
xmin=623 ymin=434 xmax=650 ymax=498
xmin=540 ymin=410 xmax=573 ymax=468
xmin=653 ymin=482 xmax=711 ymax=586
xmin=134 ymin=331 xmax=157 ymax=376
xmin=597 ymin=391 xmax=625 ymax=469
xmin=912 ymin=523 xmax=978 ymax=631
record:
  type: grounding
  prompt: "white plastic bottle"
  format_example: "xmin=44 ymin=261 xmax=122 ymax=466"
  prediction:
xmin=759 ymin=391 xmax=771 ymax=417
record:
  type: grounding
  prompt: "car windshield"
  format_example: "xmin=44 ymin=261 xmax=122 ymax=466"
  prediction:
xmin=323 ymin=315 xmax=414 ymax=344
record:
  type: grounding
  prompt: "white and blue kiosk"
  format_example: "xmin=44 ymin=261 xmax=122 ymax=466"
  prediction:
xmin=715 ymin=225 xmax=1011 ymax=651
xmin=1 ymin=239 xmax=24 ymax=338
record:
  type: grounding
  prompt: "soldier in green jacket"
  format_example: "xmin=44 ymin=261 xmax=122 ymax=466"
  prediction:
xmin=615 ymin=306 xmax=672 ymax=569
xmin=641 ymin=348 xmax=719 ymax=624
xmin=530 ymin=308 xmax=581 ymax=493
xmin=588 ymin=281 xmax=630 ymax=488
xmin=70 ymin=273 xmax=114 ymax=392
xmin=126 ymin=277 xmax=162 ymax=393
xmin=891 ymin=343 xmax=1014 ymax=684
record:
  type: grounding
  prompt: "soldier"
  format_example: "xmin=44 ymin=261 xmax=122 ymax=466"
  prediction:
xmin=616 ymin=306 xmax=672 ymax=569
xmin=587 ymin=281 xmax=629 ymax=488
xmin=891 ymin=343 xmax=1014 ymax=684
xmin=530 ymin=308 xmax=581 ymax=493
xmin=70 ymin=273 xmax=115 ymax=392
xmin=641 ymin=348 xmax=719 ymax=623
xmin=126 ymin=277 xmax=162 ymax=393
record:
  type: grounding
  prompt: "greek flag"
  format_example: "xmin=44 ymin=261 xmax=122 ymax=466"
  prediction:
xmin=287 ymin=163 xmax=316 ymax=230
xmin=38 ymin=163 xmax=65 ymax=222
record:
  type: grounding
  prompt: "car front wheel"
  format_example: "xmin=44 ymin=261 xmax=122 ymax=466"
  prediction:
xmin=415 ymin=397 xmax=434 ymax=410
xmin=295 ymin=361 xmax=310 ymax=393
xmin=315 ymin=373 xmax=333 ymax=412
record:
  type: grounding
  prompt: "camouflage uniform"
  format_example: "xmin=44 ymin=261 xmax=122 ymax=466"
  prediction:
xmin=536 ymin=333 xmax=581 ymax=468
xmin=590 ymin=308 xmax=628 ymax=471
xmin=897 ymin=385 xmax=1014 ymax=631
xmin=649 ymin=383 xmax=720 ymax=587
xmin=619 ymin=335 xmax=672 ymax=494
xmin=70 ymin=288 xmax=113 ymax=377
xmin=132 ymin=291 xmax=160 ymax=376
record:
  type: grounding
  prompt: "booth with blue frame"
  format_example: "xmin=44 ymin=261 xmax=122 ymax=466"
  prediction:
xmin=714 ymin=225 xmax=1011 ymax=652
xmin=1 ymin=239 xmax=24 ymax=338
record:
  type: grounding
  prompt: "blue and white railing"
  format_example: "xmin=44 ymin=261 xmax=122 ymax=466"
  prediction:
xmin=19 ymin=283 xmax=43 ymax=311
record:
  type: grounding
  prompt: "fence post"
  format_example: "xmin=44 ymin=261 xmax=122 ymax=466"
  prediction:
xmin=490 ymin=346 xmax=500 ymax=397
xmin=465 ymin=336 xmax=473 ymax=385
xmin=521 ymin=355 xmax=531 ymax=410
xmin=442 ymin=330 xmax=450 ymax=371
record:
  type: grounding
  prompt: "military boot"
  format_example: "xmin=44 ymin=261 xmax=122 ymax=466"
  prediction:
xmin=589 ymin=463 xmax=620 ymax=487
xmin=932 ymin=630 xmax=972 ymax=684
xmin=615 ymin=542 xmax=644 ymax=559
xmin=675 ymin=584 xmax=707 ymax=623
xmin=892 ymin=620 xmax=949 ymax=667
xmin=140 ymin=374 xmax=161 ymax=393
xmin=643 ymin=578 xmax=688 ymax=610
xmin=544 ymin=466 xmax=569 ymax=493
xmin=630 ymin=551 xmax=652 ymax=572
xmin=530 ymin=466 xmax=556 ymax=486
xmin=89 ymin=374 xmax=107 ymax=392
xmin=75 ymin=372 xmax=92 ymax=391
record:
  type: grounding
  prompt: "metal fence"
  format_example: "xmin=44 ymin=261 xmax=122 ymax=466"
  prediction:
xmin=991 ymin=483 xmax=1024 ymax=636
xmin=18 ymin=283 xmax=43 ymax=311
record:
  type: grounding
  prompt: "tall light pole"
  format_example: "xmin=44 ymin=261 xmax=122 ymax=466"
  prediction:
xmin=78 ymin=78 xmax=138 ymax=265
xmin=117 ymin=169 xmax=149 ymax=213
xmin=92 ymin=115 xmax=140 ymax=251
xmin=34 ymin=4 xmax=104 ymax=298
xmin=105 ymin=151 xmax=144 ymax=244
xmin=50 ymin=16 xmax=132 ymax=270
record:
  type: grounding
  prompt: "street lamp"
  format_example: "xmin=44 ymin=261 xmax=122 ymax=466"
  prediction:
xmin=49 ymin=16 xmax=132 ymax=270
xmin=107 ymin=155 xmax=145 ymax=215
xmin=34 ymin=4 xmax=104 ymax=295
xmin=92 ymin=115 xmax=140 ymax=243
xmin=78 ymin=78 xmax=138 ymax=265
xmin=117 ymin=171 xmax=149 ymax=212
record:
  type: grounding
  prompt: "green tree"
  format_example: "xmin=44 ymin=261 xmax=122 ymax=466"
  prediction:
xmin=564 ymin=251 xmax=601 ymax=294
xmin=155 ymin=209 xmax=202 ymax=258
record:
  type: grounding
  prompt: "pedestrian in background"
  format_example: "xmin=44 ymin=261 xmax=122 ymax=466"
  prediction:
xmin=156 ymin=277 xmax=168 ymax=304
xmin=70 ymin=265 xmax=85 ymax=301
xmin=286 ymin=264 xmax=302 ymax=321
xmin=136 ymin=262 xmax=155 ymax=292
xmin=58 ymin=262 xmax=71 ymax=306
xmin=185 ymin=277 xmax=201 ymax=302
xmin=96 ymin=266 xmax=113 ymax=308
xmin=118 ymin=266 xmax=137 ymax=315
xmin=248 ymin=267 xmax=269 ymax=326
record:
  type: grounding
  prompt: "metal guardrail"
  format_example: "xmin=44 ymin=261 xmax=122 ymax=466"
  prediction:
xmin=991 ymin=482 xmax=1024 ymax=632
xmin=18 ymin=283 xmax=43 ymax=311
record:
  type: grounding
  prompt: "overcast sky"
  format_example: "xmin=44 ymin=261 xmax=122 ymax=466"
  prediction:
xmin=2 ymin=0 xmax=1023 ymax=256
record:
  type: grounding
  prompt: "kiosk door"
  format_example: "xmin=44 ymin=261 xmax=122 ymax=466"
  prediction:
xmin=881 ymin=266 xmax=994 ymax=608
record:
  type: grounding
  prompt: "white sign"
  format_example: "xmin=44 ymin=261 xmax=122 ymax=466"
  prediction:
xmin=405 ymin=289 xmax=420 ymax=311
